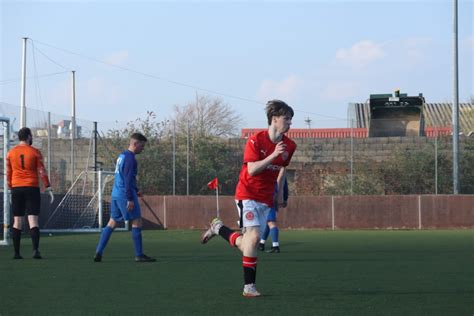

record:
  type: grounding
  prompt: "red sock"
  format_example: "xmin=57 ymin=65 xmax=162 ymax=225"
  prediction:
xmin=229 ymin=232 xmax=241 ymax=247
xmin=218 ymin=226 xmax=241 ymax=247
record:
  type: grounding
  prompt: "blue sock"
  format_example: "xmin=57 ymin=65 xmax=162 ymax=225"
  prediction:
xmin=132 ymin=227 xmax=143 ymax=257
xmin=96 ymin=226 xmax=113 ymax=255
xmin=270 ymin=227 xmax=279 ymax=245
xmin=260 ymin=224 xmax=270 ymax=242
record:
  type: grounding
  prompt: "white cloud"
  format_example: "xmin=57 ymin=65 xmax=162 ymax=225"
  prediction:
xmin=320 ymin=80 xmax=363 ymax=102
xmin=335 ymin=40 xmax=385 ymax=68
xmin=103 ymin=50 xmax=129 ymax=66
xmin=394 ymin=37 xmax=432 ymax=67
xmin=462 ymin=35 xmax=474 ymax=52
xmin=45 ymin=76 xmax=122 ymax=114
xmin=83 ymin=77 xmax=121 ymax=104
xmin=256 ymin=75 xmax=302 ymax=103
xmin=48 ymin=79 xmax=70 ymax=106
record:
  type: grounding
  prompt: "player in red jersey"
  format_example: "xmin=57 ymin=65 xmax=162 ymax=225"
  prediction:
xmin=201 ymin=100 xmax=296 ymax=297
xmin=6 ymin=127 xmax=53 ymax=259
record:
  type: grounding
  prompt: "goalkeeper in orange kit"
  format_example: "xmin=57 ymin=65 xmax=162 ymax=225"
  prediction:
xmin=6 ymin=127 xmax=54 ymax=259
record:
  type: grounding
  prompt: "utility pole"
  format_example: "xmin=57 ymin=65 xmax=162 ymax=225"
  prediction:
xmin=304 ymin=117 xmax=312 ymax=129
xmin=452 ymin=0 xmax=460 ymax=194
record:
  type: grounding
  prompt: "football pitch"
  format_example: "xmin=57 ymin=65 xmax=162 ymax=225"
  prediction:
xmin=0 ymin=230 xmax=473 ymax=315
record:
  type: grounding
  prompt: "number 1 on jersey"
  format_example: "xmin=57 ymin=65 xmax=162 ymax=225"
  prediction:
xmin=20 ymin=154 xmax=25 ymax=169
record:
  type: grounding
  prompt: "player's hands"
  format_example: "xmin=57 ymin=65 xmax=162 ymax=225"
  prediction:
xmin=137 ymin=191 xmax=143 ymax=198
xmin=272 ymin=141 xmax=287 ymax=159
xmin=275 ymin=199 xmax=287 ymax=209
xmin=45 ymin=187 xmax=54 ymax=204
xmin=127 ymin=200 xmax=134 ymax=211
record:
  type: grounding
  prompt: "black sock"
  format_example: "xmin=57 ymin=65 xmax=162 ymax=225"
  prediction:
xmin=243 ymin=256 xmax=257 ymax=284
xmin=218 ymin=226 xmax=234 ymax=242
xmin=30 ymin=227 xmax=40 ymax=251
xmin=243 ymin=266 xmax=257 ymax=285
xmin=12 ymin=228 xmax=21 ymax=254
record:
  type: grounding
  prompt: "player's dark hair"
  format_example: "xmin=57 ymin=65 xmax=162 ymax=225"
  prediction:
xmin=130 ymin=132 xmax=147 ymax=142
xmin=18 ymin=127 xmax=32 ymax=141
xmin=265 ymin=100 xmax=294 ymax=125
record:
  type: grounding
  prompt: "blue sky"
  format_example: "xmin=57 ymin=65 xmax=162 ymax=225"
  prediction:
xmin=1 ymin=0 xmax=473 ymax=131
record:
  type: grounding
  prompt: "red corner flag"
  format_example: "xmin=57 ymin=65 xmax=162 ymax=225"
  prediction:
xmin=207 ymin=177 xmax=218 ymax=190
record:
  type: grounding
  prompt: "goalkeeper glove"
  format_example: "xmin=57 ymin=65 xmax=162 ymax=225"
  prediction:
xmin=45 ymin=187 xmax=54 ymax=204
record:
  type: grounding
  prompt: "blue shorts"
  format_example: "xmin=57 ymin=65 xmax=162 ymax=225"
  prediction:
xmin=267 ymin=207 xmax=277 ymax=222
xmin=111 ymin=197 xmax=141 ymax=222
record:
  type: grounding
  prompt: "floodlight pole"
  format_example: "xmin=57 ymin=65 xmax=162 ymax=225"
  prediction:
xmin=71 ymin=71 xmax=76 ymax=184
xmin=20 ymin=37 xmax=28 ymax=128
xmin=186 ymin=119 xmax=190 ymax=196
xmin=452 ymin=0 xmax=460 ymax=194
xmin=47 ymin=112 xmax=51 ymax=180
xmin=172 ymin=121 xmax=176 ymax=196
xmin=350 ymin=118 xmax=354 ymax=195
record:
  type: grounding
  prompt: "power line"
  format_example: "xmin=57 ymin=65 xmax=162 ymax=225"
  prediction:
xmin=30 ymin=39 xmax=69 ymax=71
xmin=31 ymin=40 xmax=46 ymax=113
xmin=30 ymin=38 xmax=345 ymax=120
xmin=31 ymin=38 xmax=262 ymax=104
xmin=0 ymin=71 xmax=69 ymax=85
xmin=293 ymin=109 xmax=344 ymax=120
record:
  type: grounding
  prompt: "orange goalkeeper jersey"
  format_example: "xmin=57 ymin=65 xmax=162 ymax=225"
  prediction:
xmin=6 ymin=144 xmax=50 ymax=188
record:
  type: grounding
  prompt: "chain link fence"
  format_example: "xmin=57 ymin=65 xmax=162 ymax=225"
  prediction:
xmin=1 ymin=101 xmax=471 ymax=236
xmin=0 ymin=102 xmax=473 ymax=199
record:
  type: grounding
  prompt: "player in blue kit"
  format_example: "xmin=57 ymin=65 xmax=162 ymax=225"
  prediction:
xmin=259 ymin=177 xmax=288 ymax=253
xmin=93 ymin=132 xmax=156 ymax=262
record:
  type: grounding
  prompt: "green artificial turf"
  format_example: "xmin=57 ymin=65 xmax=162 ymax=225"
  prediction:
xmin=1 ymin=230 xmax=473 ymax=315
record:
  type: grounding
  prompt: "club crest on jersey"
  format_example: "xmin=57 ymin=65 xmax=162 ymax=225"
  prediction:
xmin=282 ymin=151 xmax=289 ymax=161
xmin=245 ymin=211 xmax=255 ymax=220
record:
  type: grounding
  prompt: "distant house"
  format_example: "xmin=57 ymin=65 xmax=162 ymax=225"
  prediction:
xmin=57 ymin=120 xmax=82 ymax=138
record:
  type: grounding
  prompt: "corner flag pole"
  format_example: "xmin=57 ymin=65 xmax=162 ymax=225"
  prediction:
xmin=207 ymin=177 xmax=220 ymax=218
xmin=216 ymin=186 xmax=220 ymax=218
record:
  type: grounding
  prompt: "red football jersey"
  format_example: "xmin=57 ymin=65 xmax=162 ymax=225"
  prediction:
xmin=235 ymin=130 xmax=296 ymax=207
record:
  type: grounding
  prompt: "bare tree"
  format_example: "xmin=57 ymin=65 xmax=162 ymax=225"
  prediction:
xmin=171 ymin=95 xmax=242 ymax=138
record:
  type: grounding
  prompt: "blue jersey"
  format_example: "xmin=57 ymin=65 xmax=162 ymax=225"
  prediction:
xmin=282 ymin=178 xmax=288 ymax=202
xmin=111 ymin=150 xmax=138 ymax=201
xmin=274 ymin=178 xmax=289 ymax=203
xmin=267 ymin=179 xmax=289 ymax=221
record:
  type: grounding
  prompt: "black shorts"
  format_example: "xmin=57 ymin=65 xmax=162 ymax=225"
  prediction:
xmin=11 ymin=187 xmax=41 ymax=216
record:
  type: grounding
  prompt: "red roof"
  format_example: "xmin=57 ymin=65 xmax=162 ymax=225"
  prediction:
xmin=241 ymin=127 xmax=451 ymax=138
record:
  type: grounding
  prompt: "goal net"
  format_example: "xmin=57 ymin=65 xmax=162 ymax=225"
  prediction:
xmin=43 ymin=170 xmax=128 ymax=232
